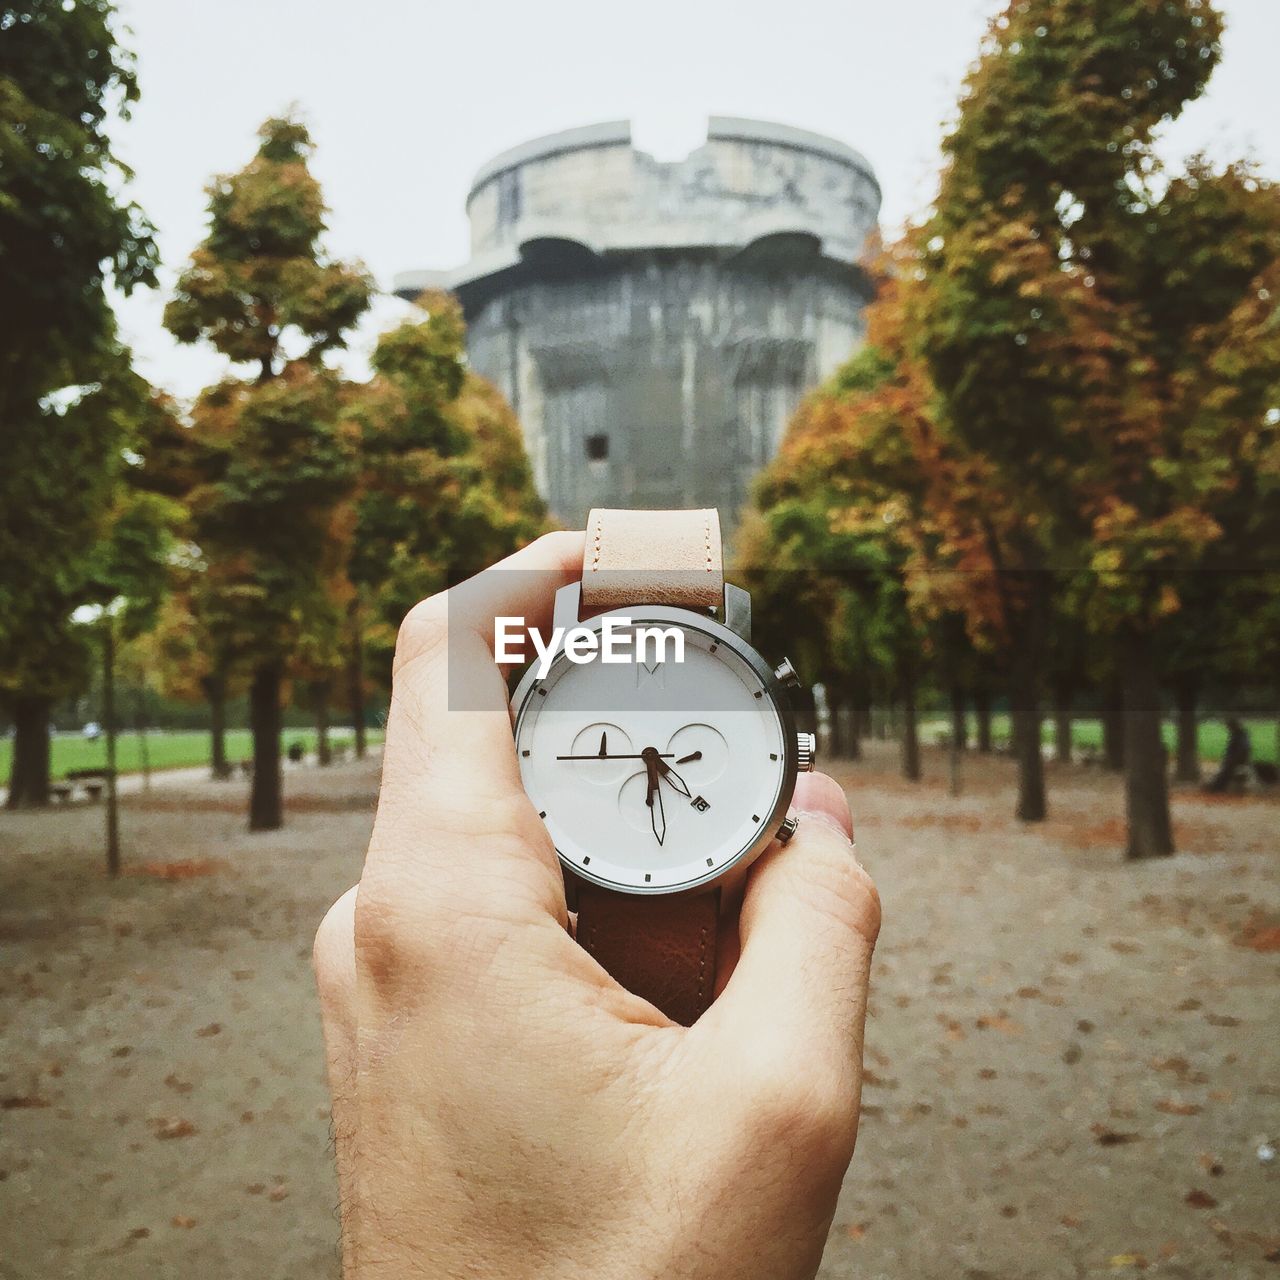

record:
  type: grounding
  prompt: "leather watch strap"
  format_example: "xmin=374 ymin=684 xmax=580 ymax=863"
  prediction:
xmin=582 ymin=508 xmax=724 ymax=611
xmin=577 ymin=883 xmax=718 ymax=1026
xmin=573 ymin=507 xmax=725 ymax=1026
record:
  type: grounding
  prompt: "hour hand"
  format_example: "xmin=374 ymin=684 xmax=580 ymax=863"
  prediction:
xmin=644 ymin=756 xmax=666 ymax=845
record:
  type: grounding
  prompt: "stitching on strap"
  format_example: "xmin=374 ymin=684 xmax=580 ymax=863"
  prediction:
xmin=591 ymin=511 xmax=603 ymax=572
xmin=704 ymin=514 xmax=712 ymax=573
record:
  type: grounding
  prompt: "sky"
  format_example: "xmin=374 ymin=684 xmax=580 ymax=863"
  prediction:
xmin=111 ymin=0 xmax=1280 ymax=404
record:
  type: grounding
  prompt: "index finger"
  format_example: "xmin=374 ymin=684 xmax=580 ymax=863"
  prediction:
xmin=364 ymin=530 xmax=584 ymax=904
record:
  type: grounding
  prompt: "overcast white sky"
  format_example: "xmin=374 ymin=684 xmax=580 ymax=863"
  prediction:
xmin=111 ymin=0 xmax=1280 ymax=403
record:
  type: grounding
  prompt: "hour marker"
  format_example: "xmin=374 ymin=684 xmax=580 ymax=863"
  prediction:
xmin=522 ymin=749 xmax=530 ymax=757
xmin=709 ymin=642 xmax=718 ymax=653
xmin=706 ymin=857 xmax=714 ymax=867
xmin=752 ymin=814 xmax=760 ymax=822
xmin=644 ymin=873 xmax=652 ymax=883
xmin=537 ymin=687 xmax=547 ymax=697
xmin=769 ymin=752 xmax=778 ymax=761
xmin=753 ymin=690 xmax=763 ymax=699
xmin=538 ymin=810 xmax=547 ymax=818
xmin=582 ymin=856 xmax=591 ymax=865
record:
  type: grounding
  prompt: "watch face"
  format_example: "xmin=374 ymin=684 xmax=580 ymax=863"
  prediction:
xmin=513 ymin=611 xmax=794 ymax=894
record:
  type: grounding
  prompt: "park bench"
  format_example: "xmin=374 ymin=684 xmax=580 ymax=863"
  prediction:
xmin=64 ymin=768 xmax=115 ymax=802
xmin=50 ymin=783 xmax=73 ymax=803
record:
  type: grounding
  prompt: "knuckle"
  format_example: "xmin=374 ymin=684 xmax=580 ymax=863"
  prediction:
xmin=393 ymin=599 xmax=449 ymax=676
xmin=312 ymin=890 xmax=356 ymax=1002
xmin=794 ymin=832 xmax=882 ymax=946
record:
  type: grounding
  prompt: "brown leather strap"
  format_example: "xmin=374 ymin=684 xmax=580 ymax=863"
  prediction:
xmin=575 ymin=507 xmax=725 ymax=1025
xmin=577 ymin=883 xmax=718 ymax=1026
xmin=582 ymin=508 xmax=724 ymax=611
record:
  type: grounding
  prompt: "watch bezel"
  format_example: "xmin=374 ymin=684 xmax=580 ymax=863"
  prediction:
xmin=509 ymin=593 xmax=800 ymax=898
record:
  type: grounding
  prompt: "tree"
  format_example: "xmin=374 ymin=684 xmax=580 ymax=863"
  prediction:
xmin=165 ymin=116 xmax=373 ymax=829
xmin=0 ymin=0 xmax=156 ymax=804
xmin=345 ymin=294 xmax=546 ymax=698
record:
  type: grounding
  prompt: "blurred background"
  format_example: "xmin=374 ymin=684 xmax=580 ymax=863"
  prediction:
xmin=1 ymin=1 xmax=1277 ymax=1277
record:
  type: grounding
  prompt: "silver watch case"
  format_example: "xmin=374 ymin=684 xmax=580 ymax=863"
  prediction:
xmin=509 ymin=581 xmax=801 ymax=902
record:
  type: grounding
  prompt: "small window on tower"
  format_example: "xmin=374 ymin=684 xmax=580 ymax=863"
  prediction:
xmin=584 ymin=433 xmax=609 ymax=462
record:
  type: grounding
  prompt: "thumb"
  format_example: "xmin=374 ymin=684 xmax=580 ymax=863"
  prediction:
xmin=711 ymin=772 xmax=880 ymax=1067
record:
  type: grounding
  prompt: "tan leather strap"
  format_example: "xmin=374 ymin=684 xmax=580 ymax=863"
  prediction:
xmin=581 ymin=508 xmax=724 ymax=611
xmin=574 ymin=507 xmax=725 ymax=1025
xmin=577 ymin=884 xmax=718 ymax=1026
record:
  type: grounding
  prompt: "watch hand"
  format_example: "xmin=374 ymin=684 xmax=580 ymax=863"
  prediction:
xmin=555 ymin=752 xmax=674 ymax=760
xmin=656 ymin=759 xmax=692 ymax=798
xmin=675 ymin=750 xmax=702 ymax=765
xmin=643 ymin=753 xmax=665 ymax=846
xmin=598 ymin=730 xmax=607 ymax=758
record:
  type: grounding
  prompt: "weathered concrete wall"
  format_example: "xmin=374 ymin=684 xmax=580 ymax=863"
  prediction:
xmin=396 ymin=118 xmax=880 ymax=529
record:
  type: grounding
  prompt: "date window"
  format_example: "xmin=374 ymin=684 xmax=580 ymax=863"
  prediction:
xmin=691 ymin=795 xmax=710 ymax=812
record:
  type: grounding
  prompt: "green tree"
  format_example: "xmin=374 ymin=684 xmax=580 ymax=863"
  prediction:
xmin=0 ymin=0 xmax=157 ymax=804
xmin=165 ymin=116 xmax=373 ymax=829
xmin=908 ymin=0 xmax=1227 ymax=849
xmin=346 ymin=293 xmax=546 ymax=696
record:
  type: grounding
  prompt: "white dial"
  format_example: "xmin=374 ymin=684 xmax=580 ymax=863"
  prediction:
xmin=514 ymin=616 xmax=790 ymax=893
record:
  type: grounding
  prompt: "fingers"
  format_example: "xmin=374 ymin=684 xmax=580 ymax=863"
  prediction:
xmin=380 ymin=529 xmax=585 ymax=802
xmin=364 ymin=531 xmax=584 ymax=935
xmin=711 ymin=771 xmax=879 ymax=1071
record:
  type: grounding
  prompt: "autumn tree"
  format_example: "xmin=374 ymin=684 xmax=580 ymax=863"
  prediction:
xmin=0 ymin=0 xmax=156 ymax=804
xmin=165 ymin=116 xmax=372 ymax=829
xmin=345 ymin=294 xmax=546 ymax=700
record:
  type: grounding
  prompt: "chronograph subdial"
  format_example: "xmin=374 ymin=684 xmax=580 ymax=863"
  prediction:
xmin=665 ymin=724 xmax=730 ymax=785
xmin=563 ymin=722 xmax=634 ymax=785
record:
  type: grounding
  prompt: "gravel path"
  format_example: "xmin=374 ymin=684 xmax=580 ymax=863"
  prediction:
xmin=1 ymin=745 xmax=1276 ymax=1279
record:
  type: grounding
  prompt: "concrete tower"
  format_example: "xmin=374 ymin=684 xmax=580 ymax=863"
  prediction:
xmin=395 ymin=117 xmax=881 ymax=528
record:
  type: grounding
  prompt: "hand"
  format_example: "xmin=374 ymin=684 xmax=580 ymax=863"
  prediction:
xmin=312 ymin=531 xmax=881 ymax=1280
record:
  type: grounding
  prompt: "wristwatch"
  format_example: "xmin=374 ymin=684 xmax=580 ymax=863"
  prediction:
xmin=510 ymin=508 xmax=815 ymax=1024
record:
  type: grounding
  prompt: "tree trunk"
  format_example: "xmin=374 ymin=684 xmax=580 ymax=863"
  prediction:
xmin=348 ymin=601 xmax=367 ymax=761
xmin=203 ymin=673 xmax=231 ymax=781
xmin=848 ymin=690 xmax=864 ymax=762
xmin=826 ymin=696 xmax=845 ymax=758
xmin=314 ymin=682 xmax=332 ymax=767
xmin=135 ymin=693 xmax=151 ymax=793
xmin=1053 ymin=684 xmax=1073 ymax=765
xmin=248 ymin=660 xmax=284 ymax=831
xmin=1009 ymin=642 xmax=1047 ymax=822
xmin=1173 ymin=677 xmax=1200 ymax=785
xmin=1122 ymin=630 xmax=1174 ymax=859
xmin=974 ymin=687 xmax=993 ymax=754
xmin=794 ymin=685 xmax=818 ymax=738
xmin=900 ymin=668 xmax=921 ymax=782
xmin=949 ymin=684 xmax=968 ymax=752
xmin=6 ymin=694 xmax=52 ymax=809
xmin=103 ymin=624 xmax=121 ymax=877
xmin=1102 ymin=674 xmax=1125 ymax=772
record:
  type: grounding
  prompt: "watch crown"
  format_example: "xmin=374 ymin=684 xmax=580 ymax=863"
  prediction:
xmin=777 ymin=815 xmax=800 ymax=845
xmin=796 ymin=732 xmax=816 ymax=772
xmin=773 ymin=656 xmax=800 ymax=688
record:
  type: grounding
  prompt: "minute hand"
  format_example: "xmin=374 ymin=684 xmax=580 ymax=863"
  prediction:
xmin=555 ymin=752 xmax=673 ymax=760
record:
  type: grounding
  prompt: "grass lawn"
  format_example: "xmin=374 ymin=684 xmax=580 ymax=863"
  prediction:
xmin=0 ymin=727 xmax=383 ymax=781
xmin=931 ymin=714 xmax=1278 ymax=765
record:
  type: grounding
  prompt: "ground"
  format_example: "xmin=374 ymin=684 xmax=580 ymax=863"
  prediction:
xmin=0 ymin=745 xmax=1276 ymax=1280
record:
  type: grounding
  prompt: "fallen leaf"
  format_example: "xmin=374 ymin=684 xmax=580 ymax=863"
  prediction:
xmin=1205 ymin=1013 xmax=1240 ymax=1028
xmin=164 ymin=1074 xmax=193 ymax=1094
xmin=1 ymin=1095 xmax=50 ymax=1110
xmin=1092 ymin=1123 xmax=1140 ymax=1146
xmin=976 ymin=1013 xmax=1021 ymax=1034
xmin=171 ymin=1216 xmax=196 ymax=1229
xmin=1060 ymin=1215 xmax=1081 ymax=1228
xmin=195 ymin=1023 xmax=221 ymax=1038
xmin=152 ymin=1118 xmax=197 ymax=1140
xmin=268 ymin=1187 xmax=289 ymax=1202
xmin=1185 ymin=1188 xmax=1218 ymax=1209
xmin=246 ymin=1183 xmax=265 ymax=1195
xmin=1155 ymin=1099 xmax=1201 ymax=1116
xmin=1108 ymin=1254 xmax=1148 ymax=1270
xmin=843 ymin=1223 xmax=868 ymax=1241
